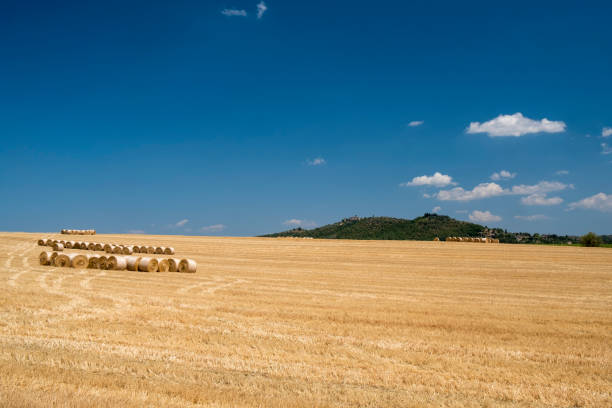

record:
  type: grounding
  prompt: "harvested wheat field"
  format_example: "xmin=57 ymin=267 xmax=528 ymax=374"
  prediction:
xmin=0 ymin=232 xmax=611 ymax=407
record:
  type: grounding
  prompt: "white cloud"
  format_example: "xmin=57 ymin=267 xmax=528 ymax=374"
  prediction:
xmin=307 ymin=157 xmax=326 ymax=166
xmin=490 ymin=170 xmax=516 ymax=181
xmin=436 ymin=180 xmax=570 ymax=202
xmin=200 ymin=224 xmax=226 ymax=232
xmin=469 ymin=210 xmax=502 ymax=223
xmin=510 ymin=181 xmax=571 ymax=195
xmin=602 ymin=143 xmax=612 ymax=155
xmin=221 ymin=9 xmax=247 ymax=16
xmin=466 ymin=113 xmax=566 ymax=137
xmin=555 ymin=170 xmax=569 ymax=175
xmin=175 ymin=219 xmax=189 ymax=227
xmin=602 ymin=127 xmax=612 ymax=138
xmin=568 ymin=193 xmax=612 ymax=212
xmin=408 ymin=120 xmax=424 ymax=127
xmin=437 ymin=182 xmax=505 ymax=201
xmin=521 ymin=194 xmax=563 ymax=206
xmin=401 ymin=172 xmax=456 ymax=188
xmin=432 ymin=206 xmax=441 ymax=213
xmin=514 ymin=214 xmax=550 ymax=221
xmin=283 ymin=219 xmax=316 ymax=228
xmin=256 ymin=1 xmax=267 ymax=18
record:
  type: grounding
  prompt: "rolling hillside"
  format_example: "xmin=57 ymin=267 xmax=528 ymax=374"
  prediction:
xmin=261 ymin=214 xmax=485 ymax=240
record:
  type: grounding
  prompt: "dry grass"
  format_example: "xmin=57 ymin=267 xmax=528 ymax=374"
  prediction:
xmin=0 ymin=232 xmax=611 ymax=407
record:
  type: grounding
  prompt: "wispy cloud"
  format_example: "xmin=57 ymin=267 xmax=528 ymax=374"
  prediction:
xmin=514 ymin=214 xmax=550 ymax=221
xmin=437 ymin=182 xmax=505 ymax=201
xmin=431 ymin=206 xmax=441 ymax=213
xmin=469 ymin=210 xmax=501 ymax=223
xmin=602 ymin=127 xmax=612 ymax=138
xmin=175 ymin=219 xmax=189 ymax=227
xmin=307 ymin=157 xmax=326 ymax=166
xmin=436 ymin=181 xmax=570 ymax=202
xmin=221 ymin=8 xmax=247 ymax=17
xmin=510 ymin=181 xmax=571 ymax=195
xmin=408 ymin=120 xmax=424 ymax=127
xmin=256 ymin=1 xmax=267 ymax=18
xmin=400 ymin=172 xmax=456 ymax=188
xmin=521 ymin=194 xmax=563 ymax=206
xmin=283 ymin=219 xmax=317 ymax=228
xmin=490 ymin=170 xmax=516 ymax=181
xmin=602 ymin=143 xmax=612 ymax=155
xmin=568 ymin=192 xmax=612 ymax=212
xmin=467 ymin=113 xmax=566 ymax=137
xmin=555 ymin=170 xmax=569 ymax=176
xmin=200 ymin=224 xmax=226 ymax=232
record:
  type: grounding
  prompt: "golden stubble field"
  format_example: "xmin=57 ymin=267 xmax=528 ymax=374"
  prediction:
xmin=0 ymin=232 xmax=610 ymax=407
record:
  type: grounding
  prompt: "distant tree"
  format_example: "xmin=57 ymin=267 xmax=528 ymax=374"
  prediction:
xmin=580 ymin=232 xmax=601 ymax=247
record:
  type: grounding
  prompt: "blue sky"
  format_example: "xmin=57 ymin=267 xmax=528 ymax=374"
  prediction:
xmin=1 ymin=0 xmax=611 ymax=236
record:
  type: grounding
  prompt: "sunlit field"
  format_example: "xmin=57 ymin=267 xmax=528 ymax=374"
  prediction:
xmin=0 ymin=232 xmax=610 ymax=407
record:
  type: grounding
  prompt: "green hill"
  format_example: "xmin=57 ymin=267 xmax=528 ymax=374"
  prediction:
xmin=260 ymin=214 xmax=485 ymax=241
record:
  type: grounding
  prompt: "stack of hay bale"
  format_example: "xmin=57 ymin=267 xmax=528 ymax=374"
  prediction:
xmin=444 ymin=236 xmax=499 ymax=243
xmin=39 ymin=250 xmax=196 ymax=273
xmin=61 ymin=229 xmax=96 ymax=235
xmin=39 ymin=239 xmax=175 ymax=255
xmin=38 ymin=237 xmax=195 ymax=273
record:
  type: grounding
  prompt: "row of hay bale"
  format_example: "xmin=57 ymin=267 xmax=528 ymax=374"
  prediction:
xmin=38 ymin=239 xmax=174 ymax=255
xmin=445 ymin=237 xmax=500 ymax=243
xmin=61 ymin=229 xmax=96 ymax=235
xmin=39 ymin=251 xmax=196 ymax=273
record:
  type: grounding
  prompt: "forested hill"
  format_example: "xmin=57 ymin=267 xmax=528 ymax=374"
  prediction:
xmin=260 ymin=214 xmax=484 ymax=241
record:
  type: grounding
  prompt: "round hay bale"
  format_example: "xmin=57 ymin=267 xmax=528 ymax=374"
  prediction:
xmin=53 ymin=243 xmax=64 ymax=251
xmin=103 ymin=244 xmax=112 ymax=253
xmin=113 ymin=246 xmax=123 ymax=254
xmin=107 ymin=256 xmax=127 ymax=271
xmin=164 ymin=247 xmax=175 ymax=255
xmin=71 ymin=254 xmax=88 ymax=269
xmin=87 ymin=242 xmax=95 ymax=250
xmin=64 ymin=241 xmax=74 ymax=249
xmin=39 ymin=251 xmax=54 ymax=265
xmin=138 ymin=257 xmax=158 ymax=273
xmin=98 ymin=256 xmax=108 ymax=270
xmin=158 ymin=259 xmax=170 ymax=272
xmin=122 ymin=246 xmax=133 ymax=255
xmin=87 ymin=256 xmax=99 ymax=269
xmin=132 ymin=246 xmax=141 ymax=254
xmin=94 ymin=243 xmax=103 ymax=251
xmin=168 ymin=258 xmax=181 ymax=272
xmin=178 ymin=259 xmax=197 ymax=273
xmin=155 ymin=247 xmax=164 ymax=254
xmin=125 ymin=256 xmax=141 ymax=271
xmin=146 ymin=246 xmax=155 ymax=254
xmin=54 ymin=254 xmax=71 ymax=267
xmin=38 ymin=239 xmax=45 ymax=246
